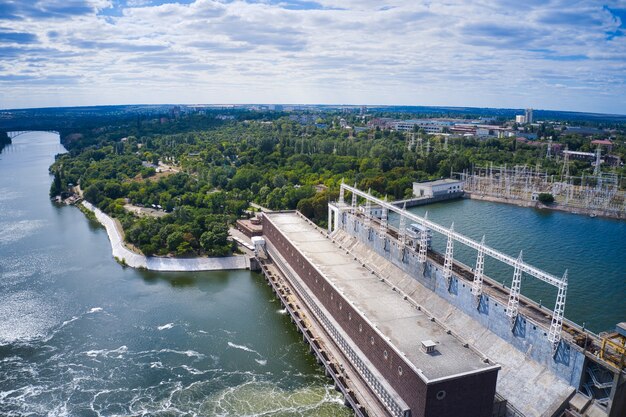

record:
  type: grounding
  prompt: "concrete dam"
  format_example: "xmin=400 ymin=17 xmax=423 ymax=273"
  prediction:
xmin=252 ymin=184 xmax=625 ymax=417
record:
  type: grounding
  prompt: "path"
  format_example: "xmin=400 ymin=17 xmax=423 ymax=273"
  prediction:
xmin=82 ymin=201 xmax=249 ymax=271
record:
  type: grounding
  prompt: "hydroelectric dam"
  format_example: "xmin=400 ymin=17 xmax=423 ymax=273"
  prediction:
xmin=249 ymin=184 xmax=625 ymax=417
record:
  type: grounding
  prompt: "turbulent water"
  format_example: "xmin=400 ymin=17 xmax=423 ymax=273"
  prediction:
xmin=390 ymin=198 xmax=626 ymax=333
xmin=0 ymin=132 xmax=351 ymax=417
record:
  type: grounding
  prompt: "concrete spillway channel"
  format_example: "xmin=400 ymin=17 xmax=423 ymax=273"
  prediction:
xmin=258 ymin=257 xmax=391 ymax=417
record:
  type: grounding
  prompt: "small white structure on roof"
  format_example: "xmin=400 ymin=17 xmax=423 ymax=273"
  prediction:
xmin=412 ymin=179 xmax=464 ymax=198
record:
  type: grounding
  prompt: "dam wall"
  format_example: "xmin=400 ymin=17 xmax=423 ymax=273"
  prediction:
xmin=338 ymin=211 xmax=586 ymax=389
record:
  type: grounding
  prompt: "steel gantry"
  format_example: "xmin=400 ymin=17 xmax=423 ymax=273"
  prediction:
xmin=398 ymin=204 xmax=407 ymax=248
xmin=338 ymin=183 xmax=569 ymax=346
xmin=506 ymin=251 xmax=524 ymax=328
xmin=471 ymin=236 xmax=486 ymax=306
xmin=364 ymin=190 xmax=372 ymax=228
xmin=443 ymin=223 xmax=455 ymax=289
xmin=548 ymin=271 xmax=568 ymax=352
xmin=418 ymin=212 xmax=429 ymax=264
xmin=379 ymin=196 xmax=388 ymax=236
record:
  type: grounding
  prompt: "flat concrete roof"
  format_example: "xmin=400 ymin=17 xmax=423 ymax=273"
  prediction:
xmin=266 ymin=212 xmax=495 ymax=381
xmin=413 ymin=179 xmax=462 ymax=187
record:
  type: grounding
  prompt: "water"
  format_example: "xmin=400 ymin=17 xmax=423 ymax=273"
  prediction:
xmin=0 ymin=132 xmax=351 ymax=416
xmin=390 ymin=199 xmax=626 ymax=333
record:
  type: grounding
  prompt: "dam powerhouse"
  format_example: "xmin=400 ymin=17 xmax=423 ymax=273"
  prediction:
xmin=239 ymin=183 xmax=625 ymax=417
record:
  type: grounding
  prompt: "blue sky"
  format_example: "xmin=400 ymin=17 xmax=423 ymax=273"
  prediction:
xmin=0 ymin=0 xmax=625 ymax=113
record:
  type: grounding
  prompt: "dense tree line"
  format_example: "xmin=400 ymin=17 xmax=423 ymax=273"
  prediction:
xmin=49 ymin=110 xmax=626 ymax=255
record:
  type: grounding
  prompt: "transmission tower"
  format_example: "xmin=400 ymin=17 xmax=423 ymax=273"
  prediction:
xmin=561 ymin=146 xmax=570 ymax=181
xmin=593 ymin=146 xmax=602 ymax=177
xmin=546 ymin=138 xmax=552 ymax=159
xmin=407 ymin=132 xmax=415 ymax=151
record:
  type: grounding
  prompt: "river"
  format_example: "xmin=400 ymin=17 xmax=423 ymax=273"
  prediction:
xmin=0 ymin=132 xmax=351 ymax=416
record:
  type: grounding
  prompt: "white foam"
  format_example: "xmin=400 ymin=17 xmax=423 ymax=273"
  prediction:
xmin=88 ymin=307 xmax=103 ymax=314
xmin=227 ymin=342 xmax=267 ymax=365
xmin=84 ymin=345 xmax=128 ymax=358
xmin=60 ymin=316 xmax=79 ymax=328
xmin=227 ymin=342 xmax=259 ymax=355
xmin=157 ymin=323 xmax=174 ymax=331
xmin=157 ymin=349 xmax=205 ymax=359
xmin=277 ymin=309 xmax=287 ymax=315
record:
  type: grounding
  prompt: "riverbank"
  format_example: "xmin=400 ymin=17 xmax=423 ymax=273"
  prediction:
xmin=81 ymin=201 xmax=249 ymax=271
xmin=464 ymin=192 xmax=626 ymax=220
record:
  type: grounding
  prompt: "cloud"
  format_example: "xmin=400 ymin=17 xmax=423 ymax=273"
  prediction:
xmin=72 ymin=39 xmax=169 ymax=52
xmin=0 ymin=0 xmax=624 ymax=113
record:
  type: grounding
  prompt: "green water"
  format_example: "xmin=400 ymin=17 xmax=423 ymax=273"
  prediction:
xmin=0 ymin=132 xmax=351 ymax=416
xmin=391 ymin=198 xmax=626 ymax=333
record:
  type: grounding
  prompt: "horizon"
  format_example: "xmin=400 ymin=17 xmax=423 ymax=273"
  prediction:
xmin=0 ymin=1 xmax=625 ymax=114
xmin=3 ymin=102 xmax=626 ymax=118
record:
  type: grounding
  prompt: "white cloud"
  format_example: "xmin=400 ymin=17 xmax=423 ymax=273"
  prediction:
xmin=0 ymin=0 xmax=624 ymax=113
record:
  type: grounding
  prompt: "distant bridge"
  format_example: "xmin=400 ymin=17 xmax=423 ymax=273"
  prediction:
xmin=6 ymin=130 xmax=59 ymax=139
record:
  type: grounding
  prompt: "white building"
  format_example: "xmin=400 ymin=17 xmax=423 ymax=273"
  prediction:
xmin=525 ymin=108 xmax=533 ymax=124
xmin=515 ymin=115 xmax=526 ymax=124
xmin=413 ymin=179 xmax=464 ymax=198
xmin=392 ymin=119 xmax=453 ymax=134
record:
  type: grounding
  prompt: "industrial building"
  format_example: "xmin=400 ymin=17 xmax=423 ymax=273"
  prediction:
xmin=253 ymin=184 xmax=625 ymax=417
xmin=412 ymin=179 xmax=464 ymax=198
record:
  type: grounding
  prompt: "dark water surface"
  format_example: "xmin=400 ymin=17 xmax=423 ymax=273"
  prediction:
xmin=0 ymin=132 xmax=350 ymax=416
xmin=390 ymin=198 xmax=626 ymax=333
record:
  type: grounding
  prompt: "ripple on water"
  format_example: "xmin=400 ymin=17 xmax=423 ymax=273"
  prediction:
xmin=0 ymin=220 xmax=46 ymax=245
xmin=0 ymin=290 xmax=59 ymax=345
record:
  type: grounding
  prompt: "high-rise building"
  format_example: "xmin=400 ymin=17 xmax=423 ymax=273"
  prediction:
xmin=525 ymin=108 xmax=533 ymax=124
xmin=515 ymin=115 xmax=526 ymax=124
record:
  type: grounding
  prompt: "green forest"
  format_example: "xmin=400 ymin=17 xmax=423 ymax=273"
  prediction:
xmin=48 ymin=109 xmax=626 ymax=257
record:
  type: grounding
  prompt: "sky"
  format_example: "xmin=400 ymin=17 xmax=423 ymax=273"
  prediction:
xmin=0 ymin=0 xmax=625 ymax=114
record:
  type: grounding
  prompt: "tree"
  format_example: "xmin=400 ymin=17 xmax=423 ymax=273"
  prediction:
xmin=537 ymin=193 xmax=555 ymax=204
xmin=50 ymin=170 xmax=63 ymax=196
xmin=166 ymin=230 xmax=185 ymax=252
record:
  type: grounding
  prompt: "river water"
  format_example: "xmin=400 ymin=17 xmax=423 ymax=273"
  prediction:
xmin=0 ymin=132 xmax=351 ymax=416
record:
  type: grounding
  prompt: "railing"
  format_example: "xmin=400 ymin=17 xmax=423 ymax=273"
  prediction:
xmin=342 ymin=183 xmax=566 ymax=288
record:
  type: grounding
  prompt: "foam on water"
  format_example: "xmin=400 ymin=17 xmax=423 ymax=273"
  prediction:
xmin=157 ymin=323 xmax=175 ymax=331
xmin=227 ymin=341 xmax=260 ymax=355
xmin=83 ymin=346 xmax=128 ymax=358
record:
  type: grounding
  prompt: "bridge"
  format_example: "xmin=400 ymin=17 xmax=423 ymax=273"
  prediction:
xmin=252 ymin=184 xmax=625 ymax=417
xmin=5 ymin=130 xmax=59 ymax=139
